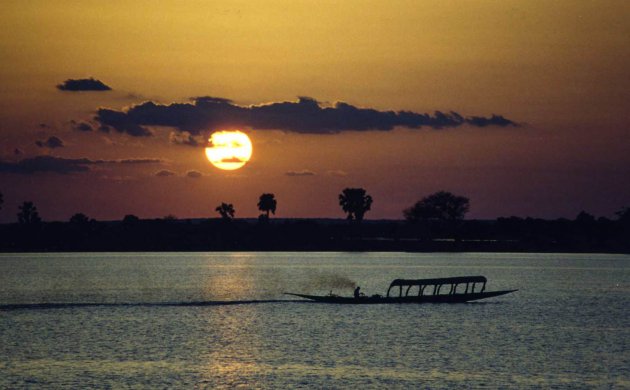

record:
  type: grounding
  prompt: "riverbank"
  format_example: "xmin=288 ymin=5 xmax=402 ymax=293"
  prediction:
xmin=1 ymin=217 xmax=628 ymax=253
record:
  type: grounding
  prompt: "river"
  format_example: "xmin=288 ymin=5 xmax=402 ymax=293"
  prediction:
xmin=1 ymin=252 xmax=628 ymax=388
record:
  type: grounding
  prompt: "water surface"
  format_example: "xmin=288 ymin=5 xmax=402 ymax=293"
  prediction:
xmin=1 ymin=252 xmax=628 ymax=388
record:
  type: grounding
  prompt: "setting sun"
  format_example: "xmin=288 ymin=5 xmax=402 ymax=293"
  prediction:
xmin=205 ymin=130 xmax=253 ymax=170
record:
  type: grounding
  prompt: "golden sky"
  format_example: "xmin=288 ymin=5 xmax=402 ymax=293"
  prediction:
xmin=1 ymin=0 xmax=629 ymax=222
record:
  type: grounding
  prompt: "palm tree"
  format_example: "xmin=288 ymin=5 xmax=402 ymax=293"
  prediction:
xmin=17 ymin=201 xmax=41 ymax=224
xmin=215 ymin=202 xmax=235 ymax=220
xmin=338 ymin=188 xmax=373 ymax=221
xmin=257 ymin=193 xmax=277 ymax=219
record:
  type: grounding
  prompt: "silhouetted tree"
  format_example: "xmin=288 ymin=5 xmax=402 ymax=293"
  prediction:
xmin=258 ymin=194 xmax=277 ymax=219
xmin=339 ymin=188 xmax=373 ymax=221
xmin=70 ymin=213 xmax=91 ymax=225
xmin=575 ymin=211 xmax=595 ymax=224
xmin=162 ymin=214 xmax=177 ymax=221
xmin=122 ymin=214 xmax=140 ymax=225
xmin=17 ymin=201 xmax=41 ymax=224
xmin=616 ymin=206 xmax=630 ymax=223
xmin=404 ymin=191 xmax=470 ymax=222
xmin=216 ymin=202 xmax=235 ymax=220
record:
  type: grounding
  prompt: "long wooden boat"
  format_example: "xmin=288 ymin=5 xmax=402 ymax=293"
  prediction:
xmin=285 ymin=276 xmax=517 ymax=304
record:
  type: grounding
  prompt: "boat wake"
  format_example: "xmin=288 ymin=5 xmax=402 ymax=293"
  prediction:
xmin=0 ymin=299 xmax=305 ymax=311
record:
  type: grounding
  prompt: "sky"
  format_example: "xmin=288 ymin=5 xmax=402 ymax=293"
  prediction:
xmin=0 ymin=0 xmax=629 ymax=222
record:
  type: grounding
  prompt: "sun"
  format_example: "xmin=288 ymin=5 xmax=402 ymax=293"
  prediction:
xmin=205 ymin=130 xmax=253 ymax=170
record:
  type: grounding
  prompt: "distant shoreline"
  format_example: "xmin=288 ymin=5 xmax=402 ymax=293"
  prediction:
xmin=1 ymin=217 xmax=628 ymax=254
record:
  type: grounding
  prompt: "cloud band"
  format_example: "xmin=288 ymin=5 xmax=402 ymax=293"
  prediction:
xmin=95 ymin=96 xmax=517 ymax=137
xmin=0 ymin=156 xmax=162 ymax=174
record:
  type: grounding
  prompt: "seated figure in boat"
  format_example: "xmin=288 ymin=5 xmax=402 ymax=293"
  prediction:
xmin=354 ymin=286 xmax=361 ymax=298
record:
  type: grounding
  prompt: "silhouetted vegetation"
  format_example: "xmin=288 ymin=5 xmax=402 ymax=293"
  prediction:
xmin=0 ymin=214 xmax=628 ymax=253
xmin=616 ymin=206 xmax=630 ymax=223
xmin=404 ymin=191 xmax=470 ymax=222
xmin=575 ymin=211 xmax=595 ymax=224
xmin=69 ymin=213 xmax=92 ymax=225
xmin=0 ymin=193 xmax=628 ymax=253
xmin=216 ymin=203 xmax=235 ymax=221
xmin=404 ymin=191 xmax=470 ymax=241
xmin=339 ymin=188 xmax=373 ymax=221
xmin=17 ymin=201 xmax=41 ymax=225
xmin=122 ymin=214 xmax=139 ymax=225
xmin=258 ymin=193 xmax=277 ymax=221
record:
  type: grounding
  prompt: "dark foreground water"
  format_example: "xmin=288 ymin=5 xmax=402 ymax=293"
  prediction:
xmin=1 ymin=252 xmax=628 ymax=388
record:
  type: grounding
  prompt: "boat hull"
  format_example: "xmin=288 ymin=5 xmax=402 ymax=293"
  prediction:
xmin=284 ymin=290 xmax=517 ymax=304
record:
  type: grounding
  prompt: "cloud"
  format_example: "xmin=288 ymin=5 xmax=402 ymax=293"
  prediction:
xmin=0 ymin=156 xmax=162 ymax=175
xmin=124 ymin=92 xmax=145 ymax=100
xmin=94 ymin=108 xmax=152 ymax=136
xmin=221 ymin=157 xmax=245 ymax=163
xmin=286 ymin=170 xmax=316 ymax=177
xmin=35 ymin=136 xmax=65 ymax=149
xmin=465 ymin=115 xmax=516 ymax=127
xmin=155 ymin=169 xmax=175 ymax=177
xmin=14 ymin=148 xmax=23 ymax=156
xmin=94 ymin=96 xmax=518 ymax=136
xmin=186 ymin=170 xmax=202 ymax=178
xmin=99 ymin=175 xmax=136 ymax=182
xmin=71 ymin=121 xmax=93 ymax=132
xmin=57 ymin=77 xmax=112 ymax=91
xmin=1 ymin=156 xmax=92 ymax=174
xmin=169 ymin=131 xmax=205 ymax=147
xmin=118 ymin=158 xmax=162 ymax=164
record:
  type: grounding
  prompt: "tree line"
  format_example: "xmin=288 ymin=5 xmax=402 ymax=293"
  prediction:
xmin=196 ymin=189 xmax=468 ymax=224
xmin=0 ymin=188 xmax=627 ymax=226
xmin=1 ymin=188 xmax=629 ymax=252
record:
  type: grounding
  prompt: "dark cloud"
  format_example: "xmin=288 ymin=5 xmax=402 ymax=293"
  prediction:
xmin=35 ymin=136 xmax=65 ymax=149
xmin=94 ymin=108 xmax=152 ymax=136
xmin=169 ymin=131 xmax=204 ymax=147
xmin=0 ymin=156 xmax=162 ymax=175
xmin=465 ymin=115 xmax=516 ymax=127
xmin=286 ymin=170 xmax=316 ymax=177
xmin=155 ymin=169 xmax=175 ymax=177
xmin=1 ymin=156 xmax=92 ymax=174
xmin=94 ymin=96 xmax=518 ymax=137
xmin=118 ymin=158 xmax=162 ymax=164
xmin=14 ymin=148 xmax=23 ymax=156
xmin=125 ymin=92 xmax=144 ymax=100
xmin=57 ymin=78 xmax=111 ymax=91
xmin=72 ymin=121 xmax=93 ymax=132
xmin=221 ymin=157 xmax=245 ymax=163
xmin=186 ymin=170 xmax=202 ymax=178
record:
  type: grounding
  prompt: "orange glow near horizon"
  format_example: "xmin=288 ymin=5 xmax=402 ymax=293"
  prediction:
xmin=205 ymin=131 xmax=253 ymax=170
xmin=0 ymin=1 xmax=628 ymax=221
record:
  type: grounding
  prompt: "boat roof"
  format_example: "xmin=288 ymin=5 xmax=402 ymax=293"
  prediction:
xmin=389 ymin=276 xmax=487 ymax=287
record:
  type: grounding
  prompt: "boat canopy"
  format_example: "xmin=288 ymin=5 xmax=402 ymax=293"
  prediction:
xmin=387 ymin=276 xmax=487 ymax=297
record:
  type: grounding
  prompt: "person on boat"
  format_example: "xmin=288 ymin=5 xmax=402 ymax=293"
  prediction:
xmin=354 ymin=286 xmax=361 ymax=299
